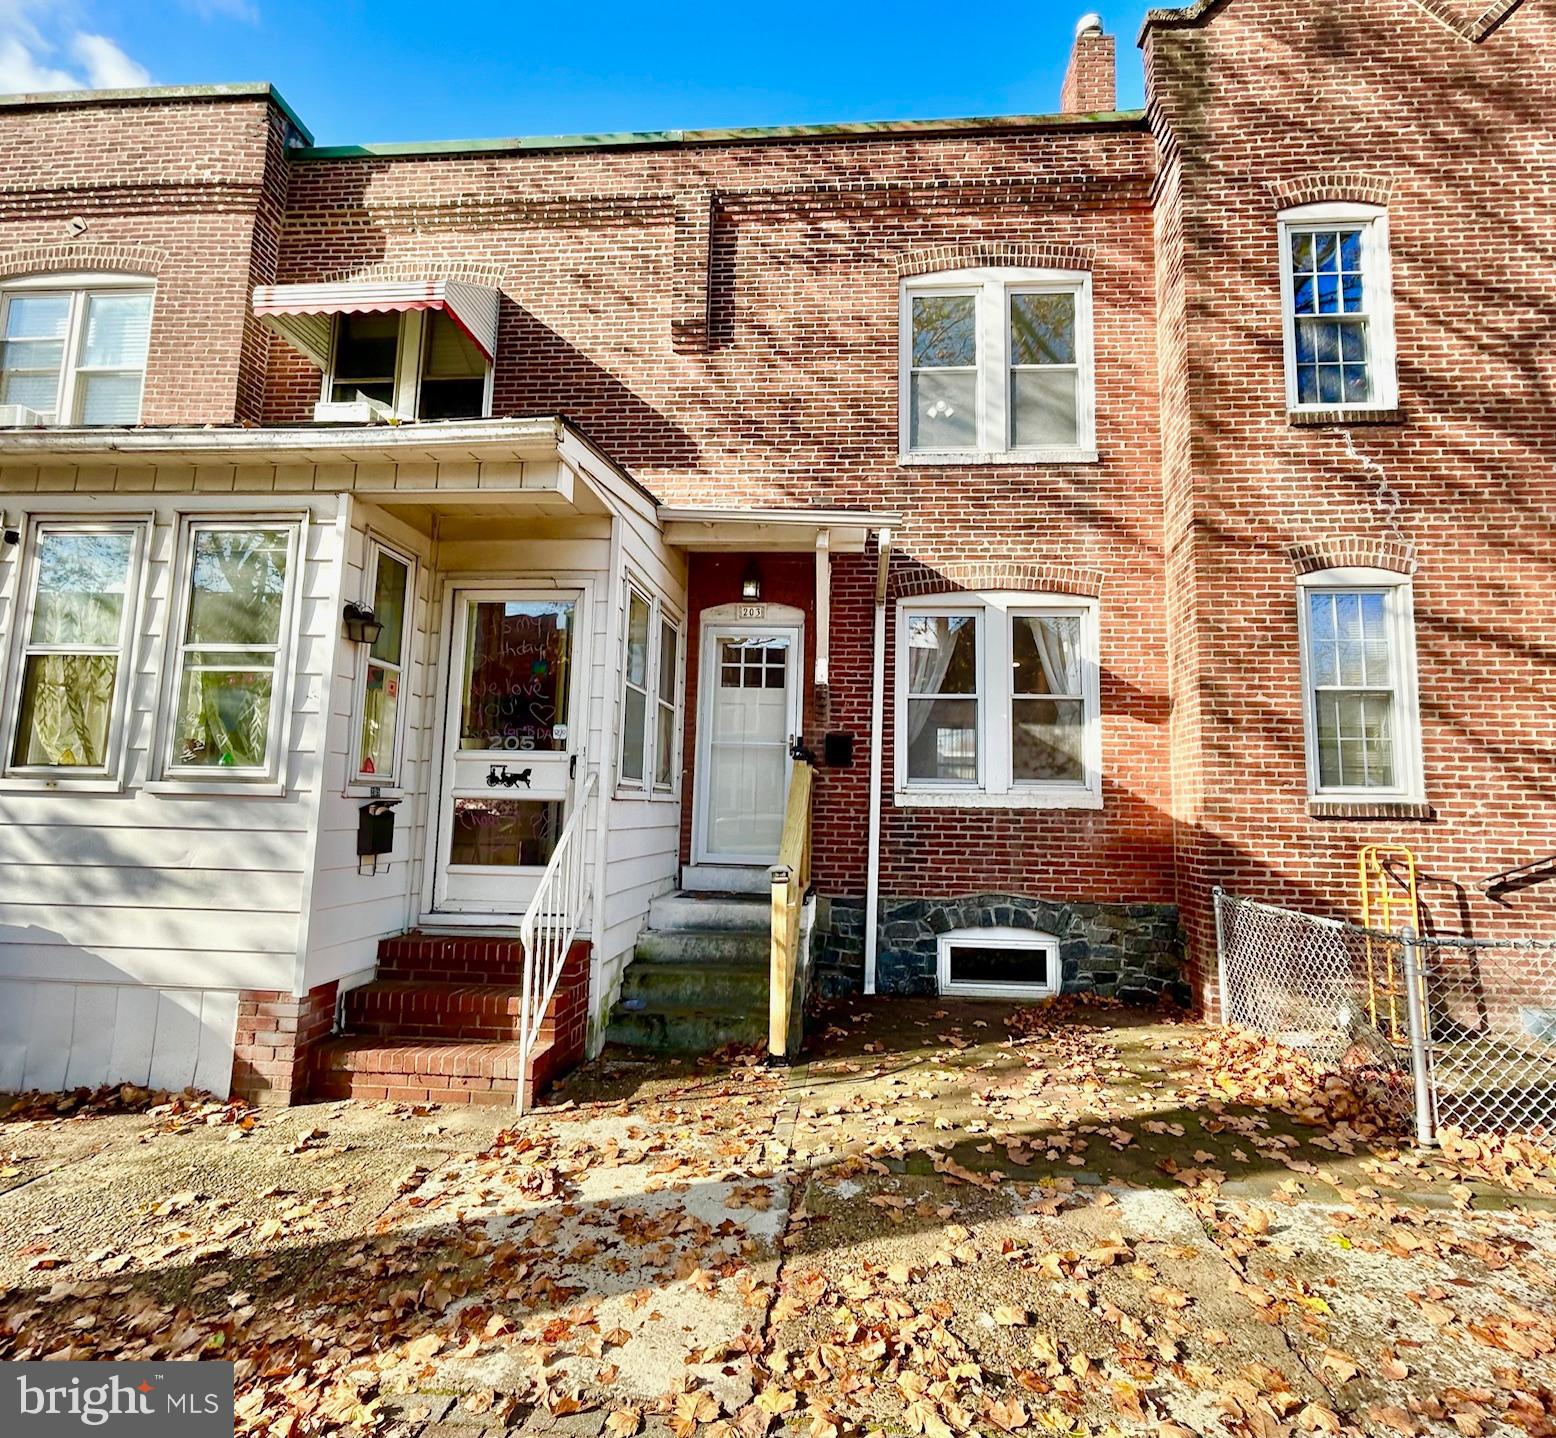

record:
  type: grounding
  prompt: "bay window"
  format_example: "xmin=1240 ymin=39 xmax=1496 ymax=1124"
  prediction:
xmin=900 ymin=268 xmax=1095 ymax=461
xmin=6 ymin=521 xmax=146 ymax=778
xmin=0 ymin=276 xmax=154 ymax=425
xmin=1297 ymin=569 xmax=1422 ymax=801
xmin=164 ymin=520 xmax=302 ymax=782
xmin=354 ymin=542 xmax=414 ymax=785
xmin=896 ymin=593 xmax=1101 ymax=806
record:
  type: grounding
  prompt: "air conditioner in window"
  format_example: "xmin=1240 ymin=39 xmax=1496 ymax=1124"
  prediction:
xmin=312 ymin=394 xmax=397 ymax=425
xmin=0 ymin=404 xmax=47 ymax=427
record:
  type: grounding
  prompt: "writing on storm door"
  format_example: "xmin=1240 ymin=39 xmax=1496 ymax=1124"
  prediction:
xmin=435 ymin=589 xmax=581 ymax=913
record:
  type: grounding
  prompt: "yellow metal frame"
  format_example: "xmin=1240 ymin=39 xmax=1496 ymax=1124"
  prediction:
xmin=1358 ymin=844 xmax=1421 ymax=1042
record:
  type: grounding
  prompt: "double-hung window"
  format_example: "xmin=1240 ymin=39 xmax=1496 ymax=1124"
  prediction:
xmin=325 ymin=310 xmax=490 ymax=421
xmin=164 ymin=520 xmax=302 ymax=782
xmin=896 ymin=593 xmax=1101 ymax=807
xmin=901 ymin=269 xmax=1095 ymax=460
xmin=1297 ymin=570 xmax=1422 ymax=801
xmin=6 ymin=521 xmax=146 ymax=779
xmin=355 ymin=542 xmax=414 ymax=785
xmin=1278 ymin=203 xmax=1396 ymax=412
xmin=0 ymin=275 xmax=154 ymax=425
xmin=619 ymin=584 xmax=683 ymax=795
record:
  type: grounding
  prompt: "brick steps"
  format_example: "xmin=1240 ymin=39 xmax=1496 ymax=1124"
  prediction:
xmin=308 ymin=934 xmax=591 ymax=1108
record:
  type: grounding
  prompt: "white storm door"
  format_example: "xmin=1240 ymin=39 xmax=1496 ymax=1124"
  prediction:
xmin=694 ymin=624 xmax=802 ymax=865
xmin=433 ymin=588 xmax=583 ymax=913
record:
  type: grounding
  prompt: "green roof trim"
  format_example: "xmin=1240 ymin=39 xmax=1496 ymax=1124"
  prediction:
xmin=0 ymin=82 xmax=314 ymax=146
xmin=292 ymin=108 xmax=1148 ymax=161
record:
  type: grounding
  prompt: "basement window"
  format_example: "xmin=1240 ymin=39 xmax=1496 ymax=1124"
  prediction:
xmin=937 ymin=926 xmax=1061 ymax=999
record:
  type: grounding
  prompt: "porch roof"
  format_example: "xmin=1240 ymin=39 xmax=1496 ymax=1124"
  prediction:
xmin=660 ymin=505 xmax=898 ymax=553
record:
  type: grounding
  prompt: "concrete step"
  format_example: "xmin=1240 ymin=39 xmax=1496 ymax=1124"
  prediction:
xmin=634 ymin=930 xmax=770 ymax=966
xmin=343 ymin=980 xmax=524 ymax=1041
xmin=621 ymin=957 xmax=769 ymax=1007
xmin=681 ymin=864 xmax=770 ymax=896
xmin=603 ymin=1002 xmax=767 ymax=1053
xmin=648 ymin=891 xmax=769 ymax=933
xmin=310 ymin=1035 xmax=528 ymax=1107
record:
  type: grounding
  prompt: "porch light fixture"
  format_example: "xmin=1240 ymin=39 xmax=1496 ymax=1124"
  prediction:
xmin=342 ymin=601 xmax=383 ymax=646
xmin=740 ymin=560 xmax=762 ymax=601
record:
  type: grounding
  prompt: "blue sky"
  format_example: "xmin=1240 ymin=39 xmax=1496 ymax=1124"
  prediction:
xmin=2 ymin=1 xmax=1162 ymax=146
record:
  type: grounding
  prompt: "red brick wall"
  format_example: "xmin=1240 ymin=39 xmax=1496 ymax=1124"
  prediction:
xmin=233 ymin=982 xmax=337 ymax=1105
xmin=1061 ymin=29 xmax=1118 ymax=114
xmin=1145 ymin=0 xmax=1556 ymax=1002
xmin=0 ymin=92 xmax=298 ymax=425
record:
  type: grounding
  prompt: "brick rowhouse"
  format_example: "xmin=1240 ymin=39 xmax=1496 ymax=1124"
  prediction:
xmin=0 ymin=0 xmax=1550 ymax=1090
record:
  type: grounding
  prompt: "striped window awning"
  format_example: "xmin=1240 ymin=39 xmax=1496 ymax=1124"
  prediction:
xmin=252 ymin=279 xmax=500 ymax=369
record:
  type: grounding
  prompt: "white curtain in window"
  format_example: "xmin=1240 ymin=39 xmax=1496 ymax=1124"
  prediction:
xmin=906 ymin=616 xmax=960 ymax=743
xmin=1018 ymin=614 xmax=1081 ymax=695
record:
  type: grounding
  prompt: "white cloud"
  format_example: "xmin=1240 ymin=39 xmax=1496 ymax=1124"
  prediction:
xmin=182 ymin=0 xmax=258 ymax=20
xmin=70 ymin=32 xmax=150 ymax=88
xmin=0 ymin=4 xmax=152 ymax=94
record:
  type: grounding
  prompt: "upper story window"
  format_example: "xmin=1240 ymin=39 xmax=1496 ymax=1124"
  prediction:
xmin=900 ymin=268 xmax=1095 ymax=463
xmin=895 ymin=591 xmax=1102 ymax=808
xmin=325 ymin=309 xmax=490 ymax=422
xmin=0 ymin=275 xmax=154 ymax=426
xmin=1278 ymin=204 xmax=1397 ymax=412
xmin=5 ymin=520 xmax=147 ymax=780
xmin=1297 ymin=569 xmax=1422 ymax=801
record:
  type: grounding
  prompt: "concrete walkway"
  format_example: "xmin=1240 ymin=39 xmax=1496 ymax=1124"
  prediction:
xmin=2 ymin=1000 xmax=1554 ymax=1437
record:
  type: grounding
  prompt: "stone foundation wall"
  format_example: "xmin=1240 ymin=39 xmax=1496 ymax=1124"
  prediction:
xmin=815 ymin=893 xmax=1185 ymax=1004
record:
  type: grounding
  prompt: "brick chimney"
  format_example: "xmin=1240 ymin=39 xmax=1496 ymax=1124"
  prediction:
xmin=1059 ymin=13 xmax=1117 ymax=114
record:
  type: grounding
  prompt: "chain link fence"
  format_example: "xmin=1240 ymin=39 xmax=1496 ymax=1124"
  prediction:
xmin=1215 ymin=889 xmax=1556 ymax=1142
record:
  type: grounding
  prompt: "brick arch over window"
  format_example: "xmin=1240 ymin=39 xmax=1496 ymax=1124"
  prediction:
xmin=889 ymin=557 xmax=1104 ymax=600
xmin=893 ymin=241 xmax=1095 ymax=279
xmin=1287 ymin=536 xmax=1417 ymax=576
xmin=0 ymin=242 xmax=165 ymax=282
xmin=310 ymin=259 xmax=506 ymax=286
xmin=1268 ymin=174 xmax=1394 ymax=210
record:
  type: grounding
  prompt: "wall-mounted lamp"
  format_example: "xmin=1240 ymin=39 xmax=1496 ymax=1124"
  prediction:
xmin=342 ymin=601 xmax=383 ymax=646
xmin=740 ymin=560 xmax=762 ymax=601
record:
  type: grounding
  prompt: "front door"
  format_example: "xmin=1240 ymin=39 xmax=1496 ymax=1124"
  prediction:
xmin=693 ymin=621 xmax=802 ymax=865
xmin=432 ymin=588 xmax=583 ymax=913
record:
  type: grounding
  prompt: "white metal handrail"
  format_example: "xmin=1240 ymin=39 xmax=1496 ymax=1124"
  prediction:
xmin=516 ymin=770 xmax=598 ymax=1113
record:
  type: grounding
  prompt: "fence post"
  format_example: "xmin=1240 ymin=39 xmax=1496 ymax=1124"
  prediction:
xmin=1212 ymin=887 xmax=1230 ymax=1025
xmin=1400 ymin=928 xmax=1436 ymax=1147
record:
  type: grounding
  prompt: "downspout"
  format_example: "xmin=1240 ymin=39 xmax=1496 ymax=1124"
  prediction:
xmin=863 ymin=528 xmax=891 ymax=995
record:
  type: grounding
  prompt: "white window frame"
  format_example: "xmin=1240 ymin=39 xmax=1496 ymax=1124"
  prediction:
xmin=1296 ymin=568 xmax=1423 ymax=803
xmin=0 ymin=272 xmax=156 ymax=426
xmin=937 ymin=926 xmax=1062 ymax=999
xmin=1277 ymin=202 xmax=1397 ymax=414
xmin=653 ymin=610 xmax=683 ymax=794
xmin=894 ymin=591 xmax=1103 ymax=809
xmin=348 ymin=537 xmax=416 ymax=791
xmin=156 ymin=515 xmax=306 ymax=791
xmin=1 ymin=516 xmax=150 ymax=788
xmin=320 ymin=310 xmax=493 ymax=421
xmin=898 ymin=267 xmax=1096 ymax=464
xmin=617 ymin=580 xmax=684 ymax=800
